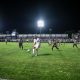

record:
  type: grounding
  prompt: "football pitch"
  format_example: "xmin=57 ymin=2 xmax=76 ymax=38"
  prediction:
xmin=0 ymin=42 xmax=80 ymax=80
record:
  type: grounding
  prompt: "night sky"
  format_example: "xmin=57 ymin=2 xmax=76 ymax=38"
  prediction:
xmin=0 ymin=0 xmax=80 ymax=34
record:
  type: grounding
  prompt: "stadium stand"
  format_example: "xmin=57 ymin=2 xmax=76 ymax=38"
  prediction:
xmin=0 ymin=34 xmax=69 ymax=42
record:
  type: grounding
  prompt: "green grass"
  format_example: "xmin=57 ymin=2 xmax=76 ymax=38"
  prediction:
xmin=0 ymin=42 xmax=80 ymax=80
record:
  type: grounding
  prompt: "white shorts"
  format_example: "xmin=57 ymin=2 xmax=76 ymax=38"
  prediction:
xmin=34 ymin=43 xmax=40 ymax=49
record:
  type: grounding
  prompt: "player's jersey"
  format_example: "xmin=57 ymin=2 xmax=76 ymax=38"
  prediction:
xmin=73 ymin=39 xmax=77 ymax=44
xmin=5 ymin=39 xmax=7 ymax=42
xmin=34 ymin=38 xmax=40 ymax=44
xmin=19 ymin=39 xmax=23 ymax=44
xmin=53 ymin=41 xmax=57 ymax=45
xmin=36 ymin=38 xmax=40 ymax=44
xmin=34 ymin=39 xmax=37 ymax=44
xmin=33 ymin=38 xmax=40 ymax=49
xmin=52 ymin=40 xmax=58 ymax=46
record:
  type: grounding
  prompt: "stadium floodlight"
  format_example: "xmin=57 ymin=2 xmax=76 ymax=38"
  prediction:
xmin=37 ymin=19 xmax=44 ymax=36
xmin=37 ymin=20 xmax=44 ymax=28
xmin=12 ymin=31 xmax=16 ymax=36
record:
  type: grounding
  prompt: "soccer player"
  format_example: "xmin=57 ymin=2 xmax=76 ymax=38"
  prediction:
xmin=32 ymin=37 xmax=40 ymax=56
xmin=52 ymin=39 xmax=59 ymax=51
xmin=26 ymin=39 xmax=29 ymax=43
xmin=5 ymin=38 xmax=8 ymax=45
xmin=73 ymin=39 xmax=78 ymax=48
xmin=19 ymin=37 xmax=23 ymax=50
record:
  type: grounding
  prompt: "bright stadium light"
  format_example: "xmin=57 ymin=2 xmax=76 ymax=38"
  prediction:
xmin=12 ymin=31 xmax=16 ymax=36
xmin=11 ymin=29 xmax=17 ymax=36
xmin=37 ymin=20 xmax=44 ymax=28
xmin=37 ymin=19 xmax=44 ymax=37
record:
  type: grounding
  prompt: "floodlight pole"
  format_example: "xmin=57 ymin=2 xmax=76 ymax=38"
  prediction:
xmin=40 ymin=27 xmax=41 ymax=37
xmin=37 ymin=19 xmax=44 ymax=38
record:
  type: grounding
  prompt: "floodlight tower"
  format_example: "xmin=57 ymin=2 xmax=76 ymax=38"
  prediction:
xmin=37 ymin=20 xmax=44 ymax=37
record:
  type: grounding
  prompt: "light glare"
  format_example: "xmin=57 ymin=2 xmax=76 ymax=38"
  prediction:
xmin=37 ymin=20 xmax=44 ymax=28
xmin=11 ymin=31 xmax=16 ymax=36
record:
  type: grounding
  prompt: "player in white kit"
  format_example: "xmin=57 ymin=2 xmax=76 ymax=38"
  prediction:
xmin=32 ymin=37 xmax=40 ymax=56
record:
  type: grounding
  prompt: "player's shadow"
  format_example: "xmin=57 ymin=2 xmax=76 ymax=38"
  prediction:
xmin=39 ymin=53 xmax=52 ymax=56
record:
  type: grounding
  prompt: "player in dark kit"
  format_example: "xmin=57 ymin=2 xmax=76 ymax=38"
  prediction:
xmin=52 ymin=39 xmax=59 ymax=51
xmin=19 ymin=38 xmax=23 ymax=50
xmin=5 ymin=38 xmax=8 ymax=45
xmin=73 ymin=39 xmax=78 ymax=48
